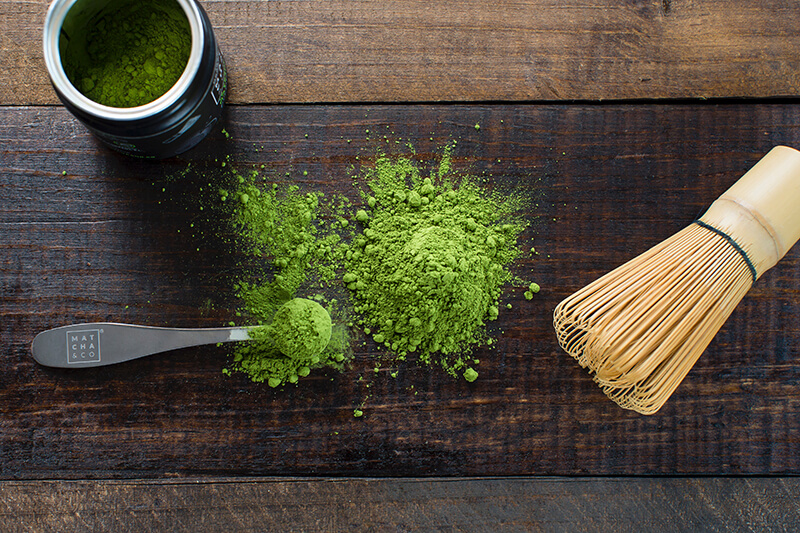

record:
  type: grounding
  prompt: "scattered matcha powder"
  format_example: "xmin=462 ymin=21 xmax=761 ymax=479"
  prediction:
xmin=343 ymin=147 xmax=531 ymax=377
xmin=524 ymin=282 xmax=540 ymax=300
xmin=185 ymin=141 xmax=540 ymax=389
xmin=224 ymin=169 xmax=352 ymax=387
xmin=230 ymin=172 xmax=348 ymax=314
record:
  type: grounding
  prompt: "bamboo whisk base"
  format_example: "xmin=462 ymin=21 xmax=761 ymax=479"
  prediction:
xmin=554 ymin=147 xmax=800 ymax=414
xmin=553 ymin=223 xmax=754 ymax=415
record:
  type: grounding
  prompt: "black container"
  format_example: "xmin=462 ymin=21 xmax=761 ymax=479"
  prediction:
xmin=43 ymin=0 xmax=227 ymax=159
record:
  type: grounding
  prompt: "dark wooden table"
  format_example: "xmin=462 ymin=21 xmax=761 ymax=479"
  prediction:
xmin=3 ymin=0 xmax=800 ymax=530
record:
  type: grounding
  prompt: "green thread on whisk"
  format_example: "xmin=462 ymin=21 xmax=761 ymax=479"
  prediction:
xmin=693 ymin=220 xmax=758 ymax=283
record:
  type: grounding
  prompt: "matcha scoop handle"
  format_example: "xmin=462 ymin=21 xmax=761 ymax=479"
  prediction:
xmin=31 ymin=322 xmax=252 ymax=368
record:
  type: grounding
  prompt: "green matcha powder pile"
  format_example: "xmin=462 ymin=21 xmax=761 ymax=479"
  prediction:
xmin=221 ymin=147 xmax=536 ymax=387
xmin=345 ymin=151 xmax=529 ymax=379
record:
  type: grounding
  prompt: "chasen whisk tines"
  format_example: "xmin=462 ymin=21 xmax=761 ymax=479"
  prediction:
xmin=554 ymin=222 xmax=755 ymax=414
xmin=553 ymin=146 xmax=800 ymax=415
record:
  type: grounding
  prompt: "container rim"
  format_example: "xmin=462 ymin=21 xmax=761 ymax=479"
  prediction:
xmin=42 ymin=0 xmax=204 ymax=121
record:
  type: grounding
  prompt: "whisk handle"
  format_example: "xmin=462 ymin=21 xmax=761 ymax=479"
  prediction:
xmin=699 ymin=146 xmax=800 ymax=279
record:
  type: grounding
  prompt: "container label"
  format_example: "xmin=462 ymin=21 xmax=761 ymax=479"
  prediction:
xmin=210 ymin=46 xmax=227 ymax=106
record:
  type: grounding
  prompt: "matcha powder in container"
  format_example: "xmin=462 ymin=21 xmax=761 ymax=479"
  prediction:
xmin=43 ymin=0 xmax=227 ymax=158
xmin=62 ymin=0 xmax=192 ymax=108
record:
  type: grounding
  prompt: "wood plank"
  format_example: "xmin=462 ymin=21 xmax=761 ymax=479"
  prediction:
xmin=3 ymin=0 xmax=800 ymax=106
xmin=1 ymin=476 xmax=798 ymax=531
xmin=2 ymin=103 xmax=800 ymax=479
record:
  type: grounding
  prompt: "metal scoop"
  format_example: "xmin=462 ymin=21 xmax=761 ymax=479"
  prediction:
xmin=31 ymin=323 xmax=252 ymax=368
xmin=32 ymin=299 xmax=332 ymax=369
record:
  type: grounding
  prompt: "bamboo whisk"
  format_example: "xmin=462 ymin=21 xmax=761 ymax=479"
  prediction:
xmin=553 ymin=146 xmax=800 ymax=415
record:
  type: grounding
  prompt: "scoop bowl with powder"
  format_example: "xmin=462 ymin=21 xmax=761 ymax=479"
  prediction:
xmin=229 ymin=297 xmax=348 ymax=388
xmin=269 ymin=297 xmax=332 ymax=359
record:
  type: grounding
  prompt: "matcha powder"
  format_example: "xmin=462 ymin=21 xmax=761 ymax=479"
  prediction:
xmin=216 ymin=144 xmax=537 ymax=388
xmin=270 ymin=298 xmax=332 ymax=360
xmin=224 ymin=170 xmax=350 ymax=387
xmin=63 ymin=0 xmax=191 ymax=108
xmin=344 ymin=148 xmax=531 ymax=377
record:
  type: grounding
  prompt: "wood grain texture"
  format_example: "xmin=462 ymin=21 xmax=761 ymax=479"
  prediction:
xmin=1 ymin=476 xmax=799 ymax=532
xmin=3 ymin=0 xmax=800 ymax=106
xmin=3 ymin=103 xmax=800 ymax=479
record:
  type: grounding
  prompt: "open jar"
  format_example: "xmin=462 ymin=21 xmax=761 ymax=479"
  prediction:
xmin=43 ymin=0 xmax=227 ymax=159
